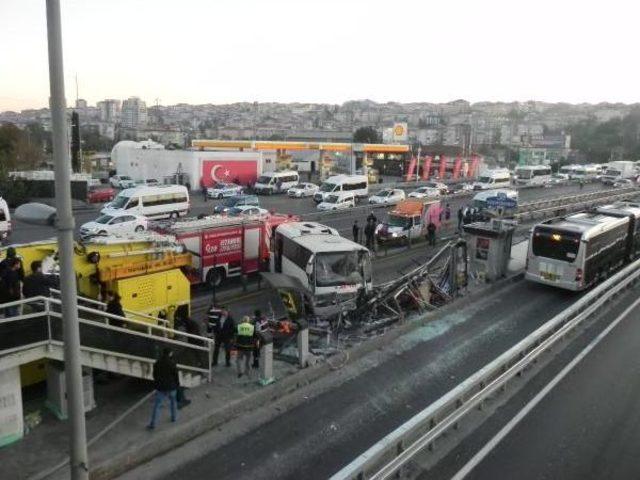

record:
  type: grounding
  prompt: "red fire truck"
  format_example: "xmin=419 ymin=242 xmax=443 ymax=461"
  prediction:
xmin=154 ymin=213 xmax=298 ymax=286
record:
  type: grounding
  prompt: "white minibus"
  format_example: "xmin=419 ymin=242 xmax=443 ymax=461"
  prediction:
xmin=102 ymin=185 xmax=189 ymax=219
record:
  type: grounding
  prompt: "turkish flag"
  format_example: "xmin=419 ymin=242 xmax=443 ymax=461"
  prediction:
xmin=202 ymin=159 xmax=258 ymax=187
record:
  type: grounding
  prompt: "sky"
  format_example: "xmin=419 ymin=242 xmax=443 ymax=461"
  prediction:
xmin=1 ymin=0 xmax=639 ymax=112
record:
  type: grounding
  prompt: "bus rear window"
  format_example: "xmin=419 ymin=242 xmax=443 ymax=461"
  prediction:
xmin=532 ymin=228 xmax=581 ymax=262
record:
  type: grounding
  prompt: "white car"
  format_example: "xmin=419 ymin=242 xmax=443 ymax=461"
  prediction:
xmin=317 ymin=192 xmax=356 ymax=211
xmin=109 ymin=175 xmax=136 ymax=189
xmin=408 ymin=186 xmax=441 ymax=198
xmin=369 ymin=189 xmax=406 ymax=205
xmin=287 ymin=183 xmax=319 ymax=198
xmin=80 ymin=212 xmax=147 ymax=238
xmin=226 ymin=206 xmax=269 ymax=217
xmin=207 ymin=182 xmax=243 ymax=199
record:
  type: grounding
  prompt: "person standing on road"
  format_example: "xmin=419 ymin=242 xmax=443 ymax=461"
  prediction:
xmin=426 ymin=221 xmax=437 ymax=247
xmin=147 ymin=348 xmax=179 ymax=430
xmin=367 ymin=212 xmax=377 ymax=224
xmin=352 ymin=220 xmax=360 ymax=243
xmin=444 ymin=203 xmax=451 ymax=230
xmin=202 ymin=183 xmax=208 ymax=202
xmin=457 ymin=207 xmax=464 ymax=231
xmin=364 ymin=219 xmax=376 ymax=250
xmin=235 ymin=315 xmax=256 ymax=378
xmin=213 ymin=308 xmax=235 ymax=367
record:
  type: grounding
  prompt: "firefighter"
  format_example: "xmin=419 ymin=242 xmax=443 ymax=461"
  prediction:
xmin=235 ymin=315 xmax=256 ymax=378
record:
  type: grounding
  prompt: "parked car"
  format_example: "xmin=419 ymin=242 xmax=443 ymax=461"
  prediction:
xmin=226 ymin=206 xmax=269 ymax=217
xmin=109 ymin=175 xmax=135 ymax=189
xmin=79 ymin=212 xmax=147 ymax=238
xmin=408 ymin=186 xmax=441 ymax=198
xmin=287 ymin=182 xmax=319 ymax=198
xmin=213 ymin=194 xmax=259 ymax=214
xmin=369 ymin=189 xmax=406 ymax=205
xmin=87 ymin=186 xmax=116 ymax=203
xmin=207 ymin=182 xmax=243 ymax=199
xmin=446 ymin=183 xmax=474 ymax=194
xmin=317 ymin=192 xmax=356 ymax=211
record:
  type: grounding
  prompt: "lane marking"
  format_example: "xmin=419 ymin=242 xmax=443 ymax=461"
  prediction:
xmin=450 ymin=290 xmax=640 ymax=480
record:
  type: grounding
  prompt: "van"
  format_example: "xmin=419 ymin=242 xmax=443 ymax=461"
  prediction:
xmin=101 ymin=185 xmax=190 ymax=219
xmin=317 ymin=192 xmax=356 ymax=211
xmin=0 ymin=197 xmax=11 ymax=242
xmin=313 ymin=174 xmax=369 ymax=203
xmin=473 ymin=169 xmax=511 ymax=190
xmin=254 ymin=170 xmax=299 ymax=195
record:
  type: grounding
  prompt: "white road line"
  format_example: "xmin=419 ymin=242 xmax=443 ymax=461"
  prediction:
xmin=450 ymin=291 xmax=640 ymax=480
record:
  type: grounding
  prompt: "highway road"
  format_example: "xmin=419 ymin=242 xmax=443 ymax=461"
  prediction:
xmin=435 ymin=284 xmax=640 ymax=480
xmin=135 ymin=280 xmax=584 ymax=480
xmin=7 ymin=181 xmax=609 ymax=244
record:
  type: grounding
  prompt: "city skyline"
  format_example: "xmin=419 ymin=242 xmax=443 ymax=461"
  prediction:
xmin=1 ymin=0 xmax=639 ymax=112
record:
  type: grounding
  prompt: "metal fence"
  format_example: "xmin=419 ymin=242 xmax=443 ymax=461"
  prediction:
xmin=331 ymin=256 xmax=640 ymax=480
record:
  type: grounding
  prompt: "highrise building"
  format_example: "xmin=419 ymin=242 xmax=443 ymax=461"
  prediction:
xmin=120 ymin=97 xmax=147 ymax=128
xmin=97 ymin=99 xmax=121 ymax=122
xmin=75 ymin=98 xmax=88 ymax=109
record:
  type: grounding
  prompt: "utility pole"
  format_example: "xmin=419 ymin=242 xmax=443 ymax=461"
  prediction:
xmin=45 ymin=1 xmax=89 ymax=479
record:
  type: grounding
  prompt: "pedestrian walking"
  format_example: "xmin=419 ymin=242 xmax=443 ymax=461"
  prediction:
xmin=457 ymin=207 xmax=464 ymax=231
xmin=147 ymin=348 xmax=179 ymax=430
xmin=105 ymin=291 xmax=126 ymax=328
xmin=235 ymin=315 xmax=256 ymax=378
xmin=22 ymin=261 xmax=54 ymax=312
xmin=426 ymin=221 xmax=437 ymax=246
xmin=364 ymin=219 xmax=376 ymax=250
xmin=1 ymin=258 xmax=22 ymax=317
xmin=202 ymin=184 xmax=208 ymax=202
xmin=352 ymin=220 xmax=360 ymax=243
xmin=213 ymin=308 xmax=235 ymax=367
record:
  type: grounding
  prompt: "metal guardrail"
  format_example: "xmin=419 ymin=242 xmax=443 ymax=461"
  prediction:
xmin=331 ymin=256 xmax=640 ymax=480
xmin=0 ymin=295 xmax=214 ymax=382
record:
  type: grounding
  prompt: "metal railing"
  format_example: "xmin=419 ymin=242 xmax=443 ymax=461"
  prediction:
xmin=0 ymin=295 xmax=214 ymax=382
xmin=331 ymin=256 xmax=640 ymax=480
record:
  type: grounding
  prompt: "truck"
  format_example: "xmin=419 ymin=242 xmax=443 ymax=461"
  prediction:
xmin=1 ymin=234 xmax=193 ymax=326
xmin=601 ymin=161 xmax=636 ymax=185
xmin=375 ymin=199 xmax=442 ymax=245
xmin=153 ymin=213 xmax=299 ymax=286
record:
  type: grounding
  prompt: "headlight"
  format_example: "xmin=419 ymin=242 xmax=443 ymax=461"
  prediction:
xmin=391 ymin=232 xmax=398 ymax=237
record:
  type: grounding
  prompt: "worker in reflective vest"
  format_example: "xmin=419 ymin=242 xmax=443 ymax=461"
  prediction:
xmin=235 ymin=316 xmax=256 ymax=378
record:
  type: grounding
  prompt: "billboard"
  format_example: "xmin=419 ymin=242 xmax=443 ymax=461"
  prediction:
xmin=201 ymin=159 xmax=258 ymax=187
xmin=392 ymin=122 xmax=408 ymax=142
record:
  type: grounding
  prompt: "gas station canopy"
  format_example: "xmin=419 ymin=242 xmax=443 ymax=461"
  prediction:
xmin=191 ymin=139 xmax=410 ymax=154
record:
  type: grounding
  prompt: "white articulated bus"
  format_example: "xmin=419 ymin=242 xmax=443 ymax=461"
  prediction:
xmin=525 ymin=204 xmax=640 ymax=291
xmin=514 ymin=165 xmax=552 ymax=186
xmin=272 ymin=222 xmax=373 ymax=316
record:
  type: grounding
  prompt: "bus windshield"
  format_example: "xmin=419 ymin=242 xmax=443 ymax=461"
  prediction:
xmin=256 ymin=175 xmax=273 ymax=184
xmin=325 ymin=194 xmax=340 ymax=203
xmin=315 ymin=251 xmax=365 ymax=287
xmin=477 ymin=176 xmax=492 ymax=183
xmin=110 ymin=195 xmax=129 ymax=209
xmin=532 ymin=228 xmax=581 ymax=262
xmin=320 ymin=182 xmax=337 ymax=192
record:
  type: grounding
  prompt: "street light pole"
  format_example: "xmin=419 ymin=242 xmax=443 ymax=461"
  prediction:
xmin=45 ymin=1 xmax=89 ymax=478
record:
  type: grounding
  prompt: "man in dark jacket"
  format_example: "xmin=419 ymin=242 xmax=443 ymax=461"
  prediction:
xmin=2 ymin=258 xmax=22 ymax=317
xmin=147 ymin=349 xmax=179 ymax=430
xmin=364 ymin=219 xmax=376 ymax=250
xmin=426 ymin=221 xmax=437 ymax=246
xmin=352 ymin=220 xmax=360 ymax=243
xmin=22 ymin=261 xmax=53 ymax=312
xmin=105 ymin=291 xmax=126 ymax=328
xmin=0 ymin=247 xmax=24 ymax=281
xmin=213 ymin=308 xmax=235 ymax=367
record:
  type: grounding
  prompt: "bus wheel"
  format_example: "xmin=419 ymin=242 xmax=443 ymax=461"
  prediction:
xmin=206 ymin=268 xmax=225 ymax=287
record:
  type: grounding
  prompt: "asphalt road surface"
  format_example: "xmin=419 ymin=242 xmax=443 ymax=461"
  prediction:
xmin=447 ymin=285 xmax=640 ymax=480
xmin=151 ymin=280 xmax=583 ymax=480
xmin=6 ymin=181 xmax=610 ymax=244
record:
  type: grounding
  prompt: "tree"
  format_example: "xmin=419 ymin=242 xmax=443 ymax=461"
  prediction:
xmin=353 ymin=126 xmax=381 ymax=144
xmin=0 ymin=122 xmax=43 ymax=172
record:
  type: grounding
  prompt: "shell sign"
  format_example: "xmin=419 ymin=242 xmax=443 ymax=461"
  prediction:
xmin=392 ymin=122 xmax=408 ymax=142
